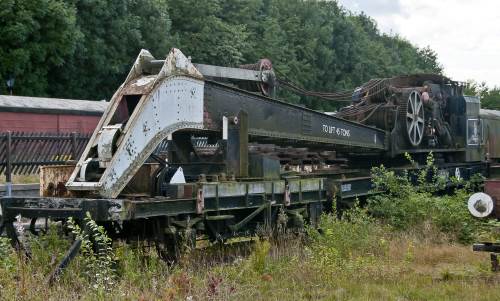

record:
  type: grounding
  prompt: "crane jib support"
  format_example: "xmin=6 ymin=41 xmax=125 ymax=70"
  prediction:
xmin=204 ymin=81 xmax=386 ymax=150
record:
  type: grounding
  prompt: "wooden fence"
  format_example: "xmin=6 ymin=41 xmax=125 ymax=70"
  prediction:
xmin=0 ymin=132 xmax=91 ymax=176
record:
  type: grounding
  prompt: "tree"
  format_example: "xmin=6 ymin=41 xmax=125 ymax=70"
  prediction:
xmin=166 ymin=0 xmax=250 ymax=66
xmin=46 ymin=0 xmax=171 ymax=100
xmin=416 ymin=46 xmax=443 ymax=74
xmin=465 ymin=80 xmax=488 ymax=97
xmin=481 ymin=88 xmax=500 ymax=110
xmin=466 ymin=80 xmax=500 ymax=110
xmin=1 ymin=0 xmax=444 ymax=108
xmin=0 ymin=0 xmax=79 ymax=96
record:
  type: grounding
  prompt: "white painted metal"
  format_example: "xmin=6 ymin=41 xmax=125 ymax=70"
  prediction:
xmin=148 ymin=61 xmax=273 ymax=83
xmin=194 ymin=63 xmax=261 ymax=81
xmin=66 ymin=48 xmax=206 ymax=198
xmin=468 ymin=192 xmax=494 ymax=218
xmin=97 ymin=125 xmax=122 ymax=168
xmin=170 ymin=167 xmax=186 ymax=184
xmin=78 ymin=158 xmax=93 ymax=182
xmin=222 ymin=116 xmax=228 ymax=140
xmin=98 ymin=76 xmax=204 ymax=197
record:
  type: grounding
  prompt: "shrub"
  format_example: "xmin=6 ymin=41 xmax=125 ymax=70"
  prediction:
xmin=371 ymin=164 xmax=414 ymax=199
xmin=367 ymin=153 xmax=483 ymax=243
xmin=28 ymin=224 xmax=71 ymax=275
xmin=67 ymin=212 xmax=116 ymax=292
xmin=307 ymin=204 xmax=388 ymax=268
xmin=430 ymin=190 xmax=480 ymax=243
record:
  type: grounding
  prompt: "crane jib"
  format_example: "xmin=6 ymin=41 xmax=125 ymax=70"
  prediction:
xmin=204 ymin=81 xmax=386 ymax=150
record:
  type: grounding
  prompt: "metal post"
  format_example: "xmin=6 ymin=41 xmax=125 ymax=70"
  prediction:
xmin=5 ymin=131 xmax=12 ymax=197
xmin=47 ymin=238 xmax=82 ymax=285
xmin=239 ymin=111 xmax=249 ymax=177
xmin=226 ymin=111 xmax=248 ymax=178
xmin=71 ymin=132 xmax=77 ymax=160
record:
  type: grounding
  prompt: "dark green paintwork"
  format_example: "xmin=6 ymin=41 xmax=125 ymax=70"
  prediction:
xmin=204 ymin=82 xmax=386 ymax=150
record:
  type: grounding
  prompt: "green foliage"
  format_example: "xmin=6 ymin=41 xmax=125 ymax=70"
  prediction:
xmin=369 ymin=190 xmax=429 ymax=231
xmin=67 ymin=212 xmax=116 ymax=292
xmin=0 ymin=237 xmax=16 ymax=272
xmin=416 ymin=151 xmax=447 ymax=193
xmin=248 ymin=239 xmax=271 ymax=274
xmin=0 ymin=0 xmax=80 ymax=96
xmin=307 ymin=203 xmax=388 ymax=268
xmin=47 ymin=0 xmax=171 ymax=100
xmin=417 ymin=46 xmax=443 ymax=74
xmin=0 ymin=0 xmax=170 ymax=99
xmin=430 ymin=190 xmax=479 ymax=242
xmin=371 ymin=164 xmax=412 ymax=199
xmin=465 ymin=80 xmax=500 ymax=110
xmin=167 ymin=0 xmax=250 ymax=66
xmin=28 ymin=224 xmax=71 ymax=275
xmin=1 ymin=0 xmax=442 ymax=107
xmin=114 ymin=242 xmax=171 ymax=293
xmin=404 ymin=241 xmax=415 ymax=263
xmin=368 ymin=154 xmax=482 ymax=243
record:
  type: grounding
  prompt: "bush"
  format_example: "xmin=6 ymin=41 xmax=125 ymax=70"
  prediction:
xmin=430 ymin=190 xmax=479 ymax=243
xmin=307 ymin=204 xmax=388 ymax=268
xmin=367 ymin=154 xmax=482 ymax=243
xmin=28 ymin=224 xmax=71 ymax=275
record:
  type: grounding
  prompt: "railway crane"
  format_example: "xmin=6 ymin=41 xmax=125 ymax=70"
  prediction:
xmin=1 ymin=48 xmax=497 ymax=267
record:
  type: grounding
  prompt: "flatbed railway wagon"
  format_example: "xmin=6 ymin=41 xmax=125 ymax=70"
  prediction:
xmin=1 ymin=48 xmax=499 ymax=265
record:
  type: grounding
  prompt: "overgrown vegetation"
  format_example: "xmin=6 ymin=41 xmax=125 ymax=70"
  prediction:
xmin=67 ymin=213 xmax=116 ymax=293
xmin=368 ymin=153 xmax=483 ymax=243
xmin=1 ymin=159 xmax=500 ymax=299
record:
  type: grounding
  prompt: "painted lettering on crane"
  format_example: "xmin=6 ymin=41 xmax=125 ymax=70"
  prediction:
xmin=322 ymin=124 xmax=351 ymax=137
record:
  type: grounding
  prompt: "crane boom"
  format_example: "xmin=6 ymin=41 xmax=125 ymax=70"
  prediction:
xmin=66 ymin=48 xmax=386 ymax=198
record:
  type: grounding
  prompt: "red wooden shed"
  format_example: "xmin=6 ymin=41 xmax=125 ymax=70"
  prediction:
xmin=0 ymin=95 xmax=107 ymax=134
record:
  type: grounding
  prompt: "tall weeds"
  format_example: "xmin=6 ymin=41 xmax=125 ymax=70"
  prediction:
xmin=67 ymin=212 xmax=116 ymax=293
xmin=0 ymin=153 xmax=496 ymax=299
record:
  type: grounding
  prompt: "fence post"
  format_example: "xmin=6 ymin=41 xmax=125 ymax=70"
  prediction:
xmin=71 ymin=132 xmax=77 ymax=160
xmin=5 ymin=131 xmax=12 ymax=197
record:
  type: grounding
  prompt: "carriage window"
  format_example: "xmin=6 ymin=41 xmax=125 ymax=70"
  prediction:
xmin=467 ymin=118 xmax=480 ymax=146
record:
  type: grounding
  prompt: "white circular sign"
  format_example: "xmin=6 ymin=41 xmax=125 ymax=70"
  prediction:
xmin=468 ymin=192 xmax=494 ymax=218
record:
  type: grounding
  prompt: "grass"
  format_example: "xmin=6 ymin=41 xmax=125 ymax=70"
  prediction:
xmin=0 ymin=161 xmax=499 ymax=300
xmin=0 ymin=174 xmax=39 ymax=184
xmin=1 ymin=208 xmax=500 ymax=301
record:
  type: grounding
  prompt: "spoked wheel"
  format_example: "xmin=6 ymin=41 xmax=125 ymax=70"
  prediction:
xmin=239 ymin=59 xmax=274 ymax=96
xmin=403 ymin=90 xmax=425 ymax=147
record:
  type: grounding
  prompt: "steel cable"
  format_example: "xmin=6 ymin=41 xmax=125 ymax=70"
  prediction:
xmin=275 ymin=68 xmax=388 ymax=102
